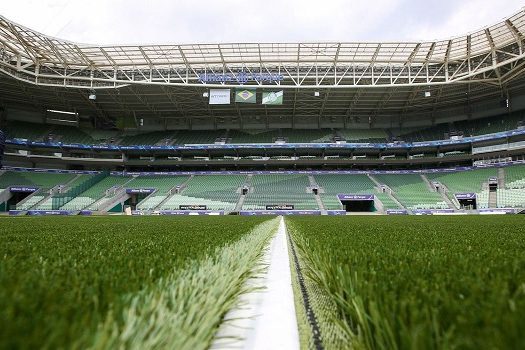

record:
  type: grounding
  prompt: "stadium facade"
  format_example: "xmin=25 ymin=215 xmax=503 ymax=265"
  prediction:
xmin=1 ymin=10 xmax=525 ymax=215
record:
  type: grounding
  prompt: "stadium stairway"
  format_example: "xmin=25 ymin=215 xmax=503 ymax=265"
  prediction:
xmin=152 ymin=175 xmax=194 ymax=210
xmin=234 ymin=175 xmax=252 ymax=211
xmin=420 ymin=174 xmax=436 ymax=192
xmin=88 ymin=177 xmax=136 ymax=211
xmin=489 ymin=190 xmax=498 ymax=208
xmin=307 ymin=175 xmax=326 ymax=213
xmin=21 ymin=175 xmax=84 ymax=210
xmin=373 ymin=197 xmax=385 ymax=213
xmin=367 ymin=174 xmax=407 ymax=211
xmin=498 ymin=168 xmax=505 ymax=188
xmin=16 ymin=186 xmax=55 ymax=210
xmin=421 ymin=174 xmax=457 ymax=210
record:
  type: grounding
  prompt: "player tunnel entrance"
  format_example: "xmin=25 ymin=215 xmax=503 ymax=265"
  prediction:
xmin=5 ymin=186 xmax=40 ymax=211
xmin=454 ymin=193 xmax=477 ymax=210
xmin=124 ymin=188 xmax=156 ymax=210
xmin=337 ymin=194 xmax=376 ymax=213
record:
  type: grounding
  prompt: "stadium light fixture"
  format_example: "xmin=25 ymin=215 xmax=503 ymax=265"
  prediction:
xmin=46 ymin=109 xmax=78 ymax=116
xmin=314 ymin=91 xmax=320 ymax=97
xmin=424 ymin=91 xmax=431 ymax=97
xmin=88 ymin=94 xmax=96 ymax=100
xmin=203 ymin=92 xmax=209 ymax=98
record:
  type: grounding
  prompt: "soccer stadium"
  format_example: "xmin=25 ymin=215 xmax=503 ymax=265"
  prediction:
xmin=1 ymin=2 xmax=525 ymax=349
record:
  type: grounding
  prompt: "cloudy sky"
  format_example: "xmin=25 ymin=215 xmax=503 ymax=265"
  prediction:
xmin=2 ymin=0 xmax=524 ymax=45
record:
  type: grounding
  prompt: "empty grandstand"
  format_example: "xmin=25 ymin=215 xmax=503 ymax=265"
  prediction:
xmin=1 ymin=8 xmax=525 ymax=216
xmin=242 ymin=175 xmax=318 ymax=211
xmin=1 ymin=164 xmax=524 ymax=214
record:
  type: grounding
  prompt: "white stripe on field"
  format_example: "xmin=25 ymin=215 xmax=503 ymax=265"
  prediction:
xmin=211 ymin=216 xmax=299 ymax=350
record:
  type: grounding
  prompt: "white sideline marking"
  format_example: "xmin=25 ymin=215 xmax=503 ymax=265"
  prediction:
xmin=211 ymin=216 xmax=299 ymax=350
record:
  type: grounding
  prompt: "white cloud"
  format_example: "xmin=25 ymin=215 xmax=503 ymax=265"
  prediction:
xmin=1 ymin=0 xmax=523 ymax=44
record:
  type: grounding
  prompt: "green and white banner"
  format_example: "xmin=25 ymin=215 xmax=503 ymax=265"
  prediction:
xmin=235 ymin=88 xmax=256 ymax=103
xmin=262 ymin=90 xmax=283 ymax=105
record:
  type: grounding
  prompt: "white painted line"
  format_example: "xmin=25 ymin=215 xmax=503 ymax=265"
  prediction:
xmin=211 ymin=216 xmax=299 ymax=350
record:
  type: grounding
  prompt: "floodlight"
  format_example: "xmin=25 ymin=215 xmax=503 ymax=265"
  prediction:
xmin=424 ymin=91 xmax=431 ymax=97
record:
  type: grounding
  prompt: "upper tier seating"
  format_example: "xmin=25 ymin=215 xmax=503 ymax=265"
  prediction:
xmin=337 ymin=129 xmax=388 ymax=142
xmin=396 ymin=124 xmax=452 ymax=142
xmin=3 ymin=109 xmax=525 ymax=146
xmin=3 ymin=121 xmax=52 ymax=141
xmin=283 ymin=129 xmax=333 ymax=143
xmin=228 ymin=130 xmax=281 ymax=143
xmin=119 ymin=131 xmax=175 ymax=146
xmin=455 ymin=112 xmax=525 ymax=137
xmin=50 ymin=125 xmax=93 ymax=144
xmin=173 ymin=130 xmax=226 ymax=144
xmin=4 ymin=121 xmax=94 ymax=144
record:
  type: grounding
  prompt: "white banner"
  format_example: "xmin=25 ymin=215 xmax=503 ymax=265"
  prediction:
xmin=209 ymin=89 xmax=231 ymax=105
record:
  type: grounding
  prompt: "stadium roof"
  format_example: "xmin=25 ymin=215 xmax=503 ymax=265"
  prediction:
xmin=1 ymin=9 xmax=525 ymax=125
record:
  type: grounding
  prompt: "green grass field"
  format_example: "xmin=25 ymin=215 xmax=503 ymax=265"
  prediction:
xmin=0 ymin=216 xmax=275 ymax=349
xmin=287 ymin=216 xmax=525 ymax=350
xmin=1 ymin=215 xmax=524 ymax=349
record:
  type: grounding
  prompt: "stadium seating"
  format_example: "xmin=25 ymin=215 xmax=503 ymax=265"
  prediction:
xmin=228 ymin=130 xmax=281 ymax=143
xmin=374 ymin=174 xmax=448 ymax=209
xmin=496 ymin=189 xmax=525 ymax=207
xmin=426 ymin=168 xmax=497 ymax=208
xmin=0 ymin=170 xmax=76 ymax=190
xmin=59 ymin=176 xmax=131 ymax=210
xmin=35 ymin=174 xmax=96 ymax=210
xmin=160 ymin=175 xmax=246 ymax=211
xmin=89 ymin=129 xmax=120 ymax=143
xmin=3 ymin=110 xmax=525 ymax=146
xmin=119 ymin=131 xmax=175 ymax=146
xmin=4 ymin=121 xmax=94 ymax=144
xmin=3 ymin=121 xmax=52 ymax=141
xmin=173 ymin=130 xmax=226 ymax=144
xmin=2 ymin=167 xmax=525 ymax=212
xmin=476 ymin=190 xmax=490 ymax=209
xmin=50 ymin=125 xmax=93 ymax=144
xmin=283 ymin=129 xmax=334 ymax=143
xmin=337 ymin=129 xmax=388 ymax=142
xmin=16 ymin=194 xmax=46 ymax=210
xmin=133 ymin=176 xmax=189 ymax=210
xmin=426 ymin=168 xmax=497 ymax=193
xmin=242 ymin=175 xmax=318 ymax=210
xmin=313 ymin=174 xmax=377 ymax=209
xmin=455 ymin=112 xmax=525 ymax=136
xmin=396 ymin=124 xmax=451 ymax=142
xmin=374 ymin=192 xmax=402 ymax=209
xmin=504 ymin=164 xmax=525 ymax=188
